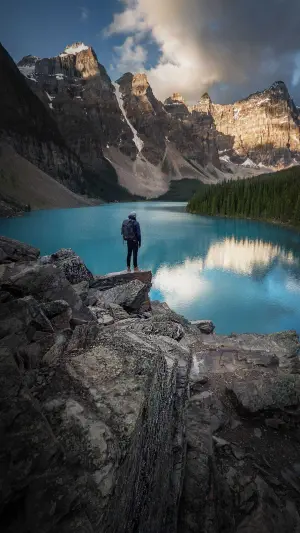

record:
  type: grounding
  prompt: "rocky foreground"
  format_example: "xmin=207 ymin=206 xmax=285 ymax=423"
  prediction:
xmin=1 ymin=236 xmax=300 ymax=533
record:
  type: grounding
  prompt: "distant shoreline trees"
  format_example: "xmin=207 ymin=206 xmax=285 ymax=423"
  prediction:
xmin=187 ymin=166 xmax=300 ymax=227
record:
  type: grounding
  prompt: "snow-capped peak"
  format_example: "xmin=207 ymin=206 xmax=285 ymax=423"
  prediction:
xmin=60 ymin=42 xmax=89 ymax=57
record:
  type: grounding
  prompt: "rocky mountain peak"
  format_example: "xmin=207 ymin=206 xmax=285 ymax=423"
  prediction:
xmin=18 ymin=42 xmax=101 ymax=80
xmin=18 ymin=55 xmax=40 ymax=67
xmin=116 ymin=72 xmax=134 ymax=87
xmin=164 ymin=93 xmax=190 ymax=120
xmin=59 ymin=42 xmax=89 ymax=57
xmin=238 ymin=81 xmax=291 ymax=107
xmin=200 ymin=92 xmax=212 ymax=102
xmin=172 ymin=92 xmax=185 ymax=103
xmin=269 ymin=80 xmax=289 ymax=94
xmin=132 ymin=73 xmax=149 ymax=96
xmin=188 ymin=92 xmax=212 ymax=114
xmin=116 ymin=72 xmax=150 ymax=96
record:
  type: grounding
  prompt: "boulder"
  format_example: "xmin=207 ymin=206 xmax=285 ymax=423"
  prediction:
xmin=2 ymin=263 xmax=94 ymax=322
xmin=151 ymin=300 xmax=191 ymax=327
xmin=106 ymin=303 xmax=129 ymax=322
xmin=0 ymin=261 xmax=37 ymax=282
xmin=41 ymin=299 xmax=71 ymax=319
xmin=95 ymin=279 xmax=150 ymax=312
xmin=98 ymin=314 xmax=114 ymax=326
xmin=227 ymin=374 xmax=300 ymax=413
xmin=191 ymin=320 xmax=215 ymax=334
xmin=72 ymin=280 xmax=89 ymax=302
xmin=0 ymin=296 xmax=53 ymax=340
xmin=41 ymin=300 xmax=72 ymax=331
xmin=115 ymin=315 xmax=187 ymax=341
xmin=41 ymin=248 xmax=93 ymax=284
xmin=151 ymin=300 xmax=173 ymax=316
xmin=0 ymin=236 xmax=40 ymax=264
xmin=18 ymin=332 xmax=64 ymax=369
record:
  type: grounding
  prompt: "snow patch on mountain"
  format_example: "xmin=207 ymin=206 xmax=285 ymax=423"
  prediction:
xmin=45 ymin=92 xmax=55 ymax=102
xmin=60 ymin=43 xmax=89 ymax=57
xmin=220 ymin=155 xmax=231 ymax=163
xmin=113 ymin=82 xmax=144 ymax=153
xmin=242 ymin=158 xmax=258 ymax=168
xmin=18 ymin=65 xmax=37 ymax=82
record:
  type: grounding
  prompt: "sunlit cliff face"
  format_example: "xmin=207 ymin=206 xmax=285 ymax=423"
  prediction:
xmin=153 ymin=237 xmax=299 ymax=307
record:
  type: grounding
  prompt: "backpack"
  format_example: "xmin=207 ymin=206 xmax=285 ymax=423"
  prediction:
xmin=121 ymin=219 xmax=136 ymax=241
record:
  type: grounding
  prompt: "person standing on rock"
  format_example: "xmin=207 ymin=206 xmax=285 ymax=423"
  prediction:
xmin=121 ymin=211 xmax=141 ymax=272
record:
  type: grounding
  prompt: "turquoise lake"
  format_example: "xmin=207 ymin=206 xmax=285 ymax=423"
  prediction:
xmin=1 ymin=201 xmax=300 ymax=335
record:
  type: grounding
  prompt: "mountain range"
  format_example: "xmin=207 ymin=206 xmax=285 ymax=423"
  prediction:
xmin=1 ymin=41 xmax=300 ymax=213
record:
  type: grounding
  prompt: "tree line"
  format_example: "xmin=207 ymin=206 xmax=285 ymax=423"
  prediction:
xmin=187 ymin=166 xmax=300 ymax=226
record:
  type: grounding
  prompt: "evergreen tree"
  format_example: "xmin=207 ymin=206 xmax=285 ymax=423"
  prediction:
xmin=187 ymin=166 xmax=300 ymax=227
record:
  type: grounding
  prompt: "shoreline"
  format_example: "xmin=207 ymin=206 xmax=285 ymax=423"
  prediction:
xmin=187 ymin=208 xmax=300 ymax=234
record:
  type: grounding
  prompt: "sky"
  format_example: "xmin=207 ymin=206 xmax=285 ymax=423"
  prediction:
xmin=2 ymin=0 xmax=300 ymax=105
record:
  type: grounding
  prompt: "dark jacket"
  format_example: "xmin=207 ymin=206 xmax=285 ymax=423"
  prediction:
xmin=122 ymin=215 xmax=141 ymax=246
xmin=130 ymin=216 xmax=141 ymax=246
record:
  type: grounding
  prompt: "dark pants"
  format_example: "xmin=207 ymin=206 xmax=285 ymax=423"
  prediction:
xmin=127 ymin=240 xmax=138 ymax=268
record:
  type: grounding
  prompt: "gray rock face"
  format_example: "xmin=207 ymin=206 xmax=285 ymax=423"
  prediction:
xmin=0 ymin=236 xmax=40 ymax=263
xmin=228 ymin=374 xmax=300 ymax=413
xmin=72 ymin=280 xmax=89 ymax=302
xmin=190 ymin=81 xmax=300 ymax=166
xmin=41 ymin=299 xmax=72 ymax=330
xmin=116 ymin=75 xmax=220 ymax=172
xmin=191 ymin=319 xmax=215 ymax=334
xmin=16 ymin=44 xmax=137 ymax=197
xmin=0 ymin=295 xmax=53 ymax=340
xmin=0 ymin=318 xmax=191 ymax=533
xmin=2 ymin=263 xmax=93 ymax=321
xmin=0 ymin=43 xmax=84 ymax=195
xmin=91 ymin=270 xmax=152 ymax=291
xmin=115 ymin=315 xmax=188 ymax=341
xmin=95 ymin=279 xmax=150 ymax=312
xmin=178 ymin=329 xmax=300 ymax=533
xmin=44 ymin=248 xmax=94 ymax=284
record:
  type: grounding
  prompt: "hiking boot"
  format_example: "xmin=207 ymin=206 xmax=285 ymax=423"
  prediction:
xmin=134 ymin=267 xmax=140 ymax=272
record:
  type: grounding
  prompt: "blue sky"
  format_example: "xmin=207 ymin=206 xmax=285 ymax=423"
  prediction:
xmin=1 ymin=0 xmax=124 ymax=65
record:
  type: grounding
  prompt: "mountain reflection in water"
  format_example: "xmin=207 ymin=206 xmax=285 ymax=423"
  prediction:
xmin=152 ymin=236 xmax=300 ymax=332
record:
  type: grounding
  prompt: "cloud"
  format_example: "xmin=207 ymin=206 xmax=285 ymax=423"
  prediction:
xmin=80 ymin=6 xmax=89 ymax=21
xmin=152 ymin=257 xmax=211 ymax=308
xmin=113 ymin=36 xmax=147 ymax=74
xmin=105 ymin=0 xmax=300 ymax=103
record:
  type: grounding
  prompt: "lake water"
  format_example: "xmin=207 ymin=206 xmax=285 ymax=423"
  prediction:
xmin=1 ymin=202 xmax=300 ymax=335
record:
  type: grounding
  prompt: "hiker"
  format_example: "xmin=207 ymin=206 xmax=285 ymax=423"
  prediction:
xmin=121 ymin=211 xmax=141 ymax=272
